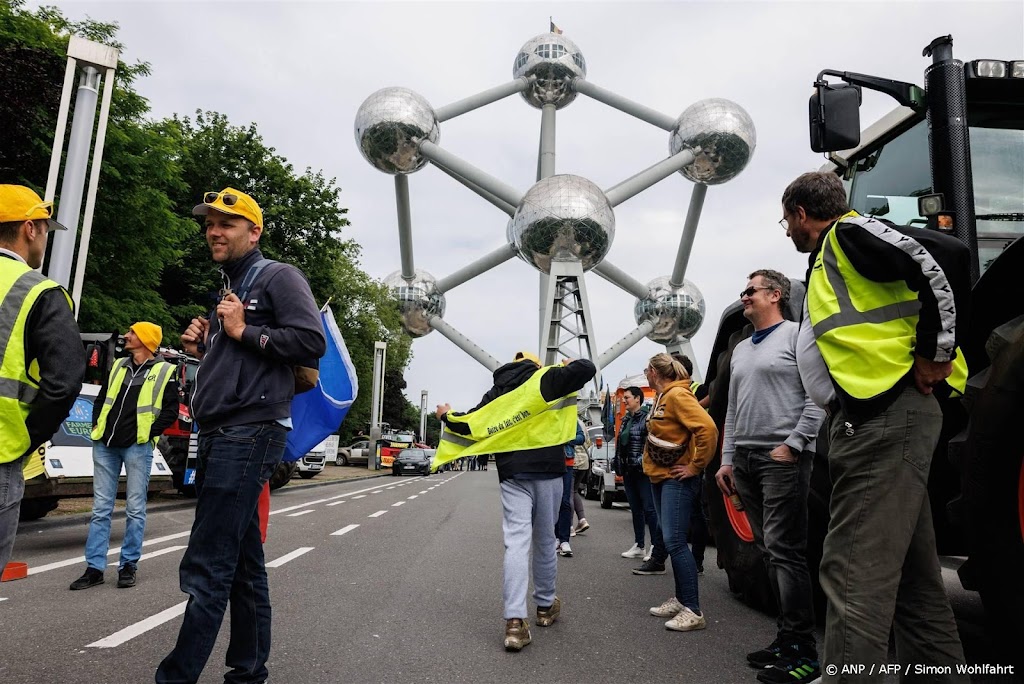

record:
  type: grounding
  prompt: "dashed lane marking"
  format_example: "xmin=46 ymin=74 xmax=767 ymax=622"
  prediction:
xmin=368 ymin=511 xmax=387 ymax=518
xmin=392 ymin=501 xmax=405 ymax=507
xmin=28 ymin=531 xmax=191 ymax=576
xmin=87 ymin=601 xmax=188 ymax=648
xmin=265 ymin=547 xmax=314 ymax=568
xmin=287 ymin=510 xmax=314 ymax=517
xmin=407 ymin=495 xmax=418 ymax=500
xmin=352 ymin=495 xmax=366 ymax=500
xmin=331 ymin=524 xmax=359 ymax=536
xmin=137 ymin=545 xmax=187 ymax=562
xmin=326 ymin=500 xmax=346 ymax=507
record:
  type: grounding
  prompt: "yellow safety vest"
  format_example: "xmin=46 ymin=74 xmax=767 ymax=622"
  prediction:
xmin=0 ymin=259 xmax=72 ymax=464
xmin=434 ymin=366 xmax=578 ymax=469
xmin=91 ymin=357 xmax=175 ymax=444
xmin=808 ymin=212 xmax=968 ymax=400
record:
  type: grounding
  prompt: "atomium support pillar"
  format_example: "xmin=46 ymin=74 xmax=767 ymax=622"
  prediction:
xmin=540 ymin=259 xmax=600 ymax=389
xmin=368 ymin=341 xmax=387 ymax=469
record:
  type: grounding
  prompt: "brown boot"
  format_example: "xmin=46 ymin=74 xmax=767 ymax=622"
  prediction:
xmin=536 ymin=597 xmax=561 ymax=627
xmin=503 ymin=618 xmax=532 ymax=651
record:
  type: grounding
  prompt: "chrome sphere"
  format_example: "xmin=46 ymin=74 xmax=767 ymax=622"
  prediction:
xmin=669 ymin=98 xmax=756 ymax=185
xmin=384 ymin=269 xmax=446 ymax=338
xmin=512 ymin=33 xmax=587 ymax=109
xmin=354 ymin=87 xmax=439 ymax=174
xmin=511 ymin=175 xmax=614 ymax=274
xmin=634 ymin=276 xmax=706 ymax=343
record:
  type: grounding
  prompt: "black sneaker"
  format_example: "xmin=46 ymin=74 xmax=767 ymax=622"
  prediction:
xmin=756 ymin=656 xmax=821 ymax=684
xmin=69 ymin=567 xmax=104 ymax=591
xmin=117 ymin=563 xmax=137 ymax=588
xmin=747 ymin=640 xmax=782 ymax=668
xmin=631 ymin=559 xmax=667 ymax=575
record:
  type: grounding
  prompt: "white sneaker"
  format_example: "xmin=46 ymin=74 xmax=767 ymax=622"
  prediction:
xmin=643 ymin=549 xmax=652 ymax=562
xmin=665 ymin=606 xmax=707 ymax=631
xmin=621 ymin=543 xmax=645 ymax=559
xmin=649 ymin=596 xmax=684 ymax=618
xmin=557 ymin=542 xmax=573 ymax=558
xmin=574 ymin=518 xmax=590 ymax=534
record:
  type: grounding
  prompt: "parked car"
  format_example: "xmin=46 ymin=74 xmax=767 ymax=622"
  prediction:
xmin=582 ymin=446 xmax=627 ymax=509
xmin=336 ymin=439 xmax=371 ymax=466
xmin=296 ymin=439 xmax=328 ymax=479
xmin=392 ymin=448 xmax=431 ymax=476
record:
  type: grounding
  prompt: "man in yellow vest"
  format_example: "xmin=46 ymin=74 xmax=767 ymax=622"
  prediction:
xmin=435 ymin=351 xmax=595 ymax=652
xmin=69 ymin=322 xmax=177 ymax=590
xmin=0 ymin=185 xmax=83 ymax=572
xmin=781 ymin=172 xmax=970 ymax=681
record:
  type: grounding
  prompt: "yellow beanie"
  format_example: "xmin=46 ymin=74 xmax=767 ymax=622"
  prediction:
xmin=130 ymin=322 xmax=163 ymax=353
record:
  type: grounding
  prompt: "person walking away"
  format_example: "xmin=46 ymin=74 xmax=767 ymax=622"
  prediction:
xmin=642 ymin=353 xmax=718 ymax=632
xmin=156 ymin=188 xmax=325 ymax=684
xmin=70 ymin=322 xmax=178 ymax=590
xmin=781 ymin=171 xmax=970 ymax=682
xmin=714 ymin=269 xmax=825 ymax=683
xmin=435 ymin=351 xmax=595 ymax=651
xmin=0 ymin=185 xmax=83 ymax=572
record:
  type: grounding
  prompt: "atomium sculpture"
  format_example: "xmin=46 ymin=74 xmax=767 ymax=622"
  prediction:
xmin=355 ymin=29 xmax=755 ymax=391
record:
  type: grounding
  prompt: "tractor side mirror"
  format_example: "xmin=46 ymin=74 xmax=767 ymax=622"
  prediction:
xmin=809 ymin=81 xmax=862 ymax=153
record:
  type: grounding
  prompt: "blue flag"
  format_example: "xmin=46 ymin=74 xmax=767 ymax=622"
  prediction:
xmin=284 ymin=306 xmax=359 ymax=462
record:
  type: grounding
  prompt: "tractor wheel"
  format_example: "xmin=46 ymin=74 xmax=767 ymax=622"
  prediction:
xmin=954 ymin=315 xmax=1024 ymax=668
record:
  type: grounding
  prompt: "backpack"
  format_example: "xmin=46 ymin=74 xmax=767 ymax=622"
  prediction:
xmin=573 ymin=420 xmax=592 ymax=470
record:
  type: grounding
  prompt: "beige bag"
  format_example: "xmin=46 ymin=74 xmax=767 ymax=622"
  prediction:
xmin=645 ymin=433 xmax=687 ymax=468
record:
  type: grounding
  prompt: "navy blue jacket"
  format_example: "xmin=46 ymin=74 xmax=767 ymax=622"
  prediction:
xmin=191 ymin=248 xmax=326 ymax=431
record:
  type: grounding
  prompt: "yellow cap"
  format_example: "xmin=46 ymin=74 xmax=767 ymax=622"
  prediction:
xmin=193 ymin=187 xmax=263 ymax=228
xmin=0 ymin=185 xmax=68 ymax=230
xmin=513 ymin=350 xmax=541 ymax=366
xmin=130 ymin=322 xmax=163 ymax=353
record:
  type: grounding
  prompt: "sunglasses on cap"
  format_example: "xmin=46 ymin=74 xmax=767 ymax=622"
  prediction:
xmin=24 ymin=201 xmax=54 ymax=219
xmin=204 ymin=191 xmax=239 ymax=206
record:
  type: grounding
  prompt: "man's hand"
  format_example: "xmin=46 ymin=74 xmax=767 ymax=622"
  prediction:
xmin=435 ymin=403 xmax=451 ymax=420
xmin=180 ymin=317 xmax=209 ymax=357
xmin=216 ymin=292 xmax=247 ymax=340
xmin=669 ymin=463 xmax=700 ymax=480
xmin=715 ymin=464 xmax=734 ymax=496
xmin=913 ymin=354 xmax=953 ymax=395
xmin=769 ymin=444 xmax=797 ymax=464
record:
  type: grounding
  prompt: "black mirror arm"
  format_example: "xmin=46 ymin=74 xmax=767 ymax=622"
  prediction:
xmin=816 ymin=69 xmax=926 ymax=112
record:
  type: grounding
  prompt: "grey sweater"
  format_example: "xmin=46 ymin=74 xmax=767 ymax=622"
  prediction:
xmin=722 ymin=320 xmax=825 ymax=466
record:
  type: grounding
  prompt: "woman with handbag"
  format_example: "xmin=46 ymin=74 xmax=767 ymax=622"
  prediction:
xmin=642 ymin=353 xmax=719 ymax=632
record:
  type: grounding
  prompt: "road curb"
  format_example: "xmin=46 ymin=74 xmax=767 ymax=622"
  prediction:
xmin=20 ymin=471 xmax=391 ymax=531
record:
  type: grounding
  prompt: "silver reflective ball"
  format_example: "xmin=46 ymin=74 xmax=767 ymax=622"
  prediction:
xmin=669 ymin=98 xmax=756 ymax=185
xmin=354 ymin=87 xmax=439 ymax=174
xmin=513 ymin=33 xmax=587 ymax=109
xmin=511 ymin=175 xmax=614 ymax=274
xmin=634 ymin=276 xmax=706 ymax=343
xmin=384 ymin=269 xmax=446 ymax=338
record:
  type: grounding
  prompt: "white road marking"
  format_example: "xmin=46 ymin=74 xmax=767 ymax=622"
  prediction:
xmin=326 ymin=500 xmax=345 ymax=507
xmin=287 ymin=510 xmax=314 ymax=517
xmin=368 ymin=510 xmax=387 ymax=518
xmin=28 ymin=532 xmax=191 ymax=576
xmin=386 ymin=486 xmax=395 ymax=490
xmin=419 ymin=490 xmax=428 ymax=494
xmin=0 ymin=598 xmax=7 ymax=602
xmin=269 ymin=480 xmax=399 ymax=516
xmin=407 ymin=495 xmax=418 ymax=500
xmin=371 ymin=491 xmax=382 ymax=495
xmin=265 ymin=547 xmax=314 ymax=568
xmin=331 ymin=524 xmax=359 ymax=536
xmin=352 ymin=495 xmax=366 ymax=500
xmin=87 ymin=600 xmax=188 ymax=648
xmin=392 ymin=501 xmax=405 ymax=507
xmin=137 ymin=545 xmax=187 ymax=562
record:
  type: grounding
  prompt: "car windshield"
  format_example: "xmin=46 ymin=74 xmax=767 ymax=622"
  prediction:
xmin=401 ymin=449 xmax=426 ymax=461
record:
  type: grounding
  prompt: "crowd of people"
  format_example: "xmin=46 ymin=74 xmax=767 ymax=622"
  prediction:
xmin=0 ymin=167 xmax=974 ymax=683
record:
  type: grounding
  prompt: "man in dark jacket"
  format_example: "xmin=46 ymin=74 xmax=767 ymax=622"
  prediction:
xmin=157 ymin=188 xmax=325 ymax=684
xmin=0 ymin=185 xmax=83 ymax=573
xmin=70 ymin=322 xmax=178 ymax=591
xmin=436 ymin=351 xmax=595 ymax=652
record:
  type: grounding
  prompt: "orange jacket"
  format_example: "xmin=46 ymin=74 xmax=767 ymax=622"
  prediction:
xmin=642 ymin=379 xmax=719 ymax=484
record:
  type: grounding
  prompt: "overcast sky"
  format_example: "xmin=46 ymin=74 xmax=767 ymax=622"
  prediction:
xmin=40 ymin=1 xmax=1024 ymax=415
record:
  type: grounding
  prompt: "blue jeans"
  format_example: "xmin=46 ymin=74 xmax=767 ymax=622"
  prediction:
xmin=86 ymin=441 xmax=154 ymax=570
xmin=556 ymin=467 xmax=574 ymax=543
xmin=156 ymin=422 xmax=287 ymax=684
xmin=652 ymin=477 xmax=701 ymax=613
xmin=0 ymin=455 xmax=26 ymax=572
xmin=622 ymin=467 xmax=664 ymax=559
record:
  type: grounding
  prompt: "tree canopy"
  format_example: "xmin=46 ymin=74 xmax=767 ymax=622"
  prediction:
xmin=0 ymin=1 xmax=420 ymax=441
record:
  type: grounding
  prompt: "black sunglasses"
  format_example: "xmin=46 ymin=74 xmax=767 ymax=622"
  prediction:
xmin=740 ymin=286 xmax=771 ymax=299
xmin=204 ymin=191 xmax=239 ymax=207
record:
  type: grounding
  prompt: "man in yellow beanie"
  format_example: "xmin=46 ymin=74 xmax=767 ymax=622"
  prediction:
xmin=70 ymin=322 xmax=178 ymax=591
xmin=0 ymin=184 xmax=82 ymax=574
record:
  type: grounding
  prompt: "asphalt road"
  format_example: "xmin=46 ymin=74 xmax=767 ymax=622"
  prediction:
xmin=0 ymin=470 xmax=1018 ymax=684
